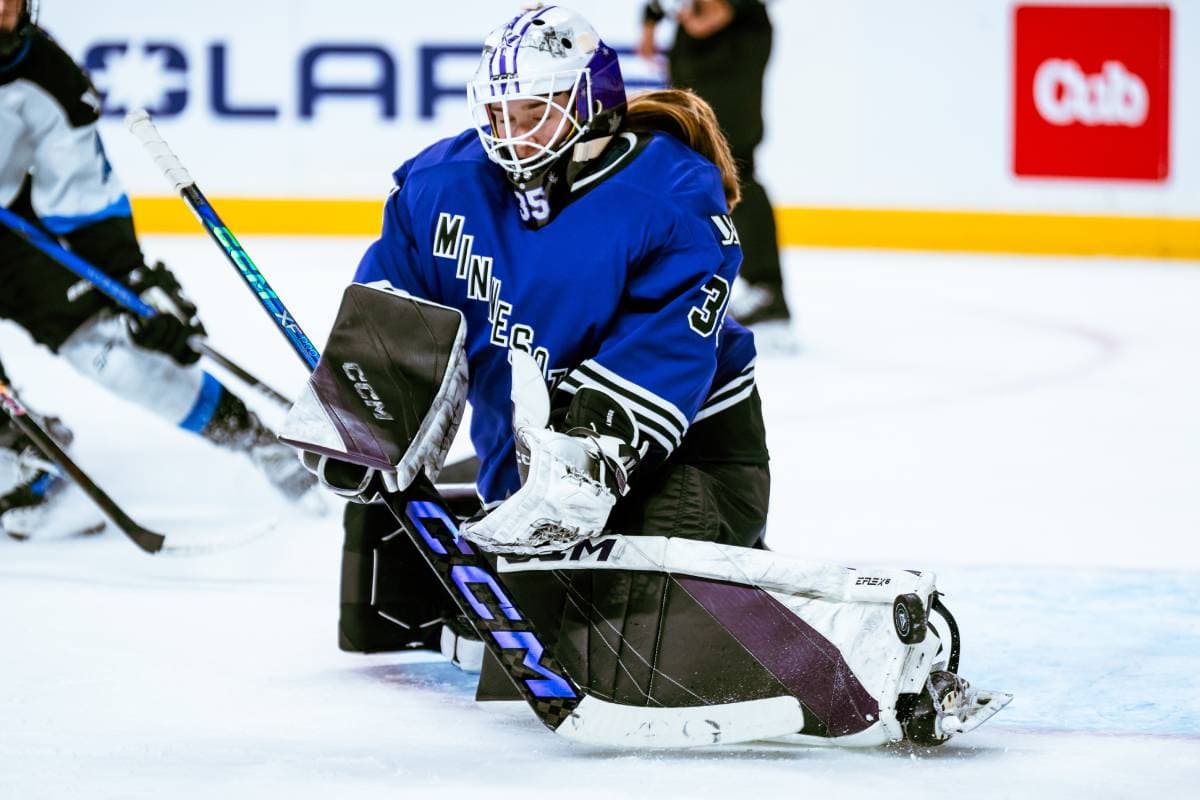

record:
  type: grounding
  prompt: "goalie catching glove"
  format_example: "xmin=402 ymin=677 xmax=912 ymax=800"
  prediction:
xmin=462 ymin=350 xmax=643 ymax=555
xmin=279 ymin=283 xmax=468 ymax=503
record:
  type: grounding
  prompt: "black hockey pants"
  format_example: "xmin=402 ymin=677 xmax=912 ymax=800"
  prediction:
xmin=1 ymin=181 xmax=143 ymax=351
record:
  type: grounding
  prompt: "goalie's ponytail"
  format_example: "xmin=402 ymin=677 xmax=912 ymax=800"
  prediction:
xmin=623 ymin=89 xmax=741 ymax=211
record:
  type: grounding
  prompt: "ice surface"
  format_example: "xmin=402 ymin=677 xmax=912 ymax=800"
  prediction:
xmin=2 ymin=242 xmax=1199 ymax=797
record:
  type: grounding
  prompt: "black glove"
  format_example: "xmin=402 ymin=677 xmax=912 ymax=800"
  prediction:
xmin=128 ymin=313 xmax=201 ymax=365
xmin=127 ymin=262 xmax=206 ymax=366
xmin=561 ymin=386 xmax=645 ymax=495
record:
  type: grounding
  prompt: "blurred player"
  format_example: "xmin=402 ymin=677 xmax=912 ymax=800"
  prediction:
xmin=0 ymin=0 xmax=315 ymax=539
xmin=639 ymin=0 xmax=794 ymax=345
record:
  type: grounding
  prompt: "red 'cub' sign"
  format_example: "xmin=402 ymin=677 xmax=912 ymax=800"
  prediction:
xmin=1013 ymin=5 xmax=1171 ymax=181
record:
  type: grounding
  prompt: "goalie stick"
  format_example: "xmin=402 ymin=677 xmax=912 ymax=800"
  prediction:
xmin=126 ymin=108 xmax=807 ymax=747
xmin=0 ymin=206 xmax=291 ymax=410
xmin=0 ymin=379 xmax=165 ymax=554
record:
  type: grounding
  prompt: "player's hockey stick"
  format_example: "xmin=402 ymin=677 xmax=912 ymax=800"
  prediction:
xmin=0 ymin=207 xmax=291 ymax=409
xmin=125 ymin=108 xmax=804 ymax=747
xmin=126 ymin=110 xmax=320 ymax=373
xmin=4 ymin=412 xmax=265 ymax=557
xmin=0 ymin=379 xmax=165 ymax=554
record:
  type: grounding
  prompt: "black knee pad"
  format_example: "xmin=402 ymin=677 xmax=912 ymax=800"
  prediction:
xmin=339 ymin=501 xmax=460 ymax=653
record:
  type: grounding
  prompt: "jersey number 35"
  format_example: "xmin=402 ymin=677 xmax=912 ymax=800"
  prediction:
xmin=514 ymin=188 xmax=550 ymax=222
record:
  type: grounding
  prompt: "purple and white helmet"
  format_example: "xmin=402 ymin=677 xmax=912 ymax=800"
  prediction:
xmin=468 ymin=4 xmax=626 ymax=183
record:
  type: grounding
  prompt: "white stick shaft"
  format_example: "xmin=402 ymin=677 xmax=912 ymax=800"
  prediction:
xmin=125 ymin=109 xmax=194 ymax=193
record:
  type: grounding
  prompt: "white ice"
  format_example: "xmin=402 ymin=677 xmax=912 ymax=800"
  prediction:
xmin=2 ymin=241 xmax=1199 ymax=798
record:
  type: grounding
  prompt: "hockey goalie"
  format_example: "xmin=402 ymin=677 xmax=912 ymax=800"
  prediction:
xmin=281 ymin=283 xmax=1011 ymax=748
xmin=279 ymin=2 xmax=1009 ymax=749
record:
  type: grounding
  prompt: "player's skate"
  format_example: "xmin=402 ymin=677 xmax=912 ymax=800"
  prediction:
xmin=246 ymin=431 xmax=321 ymax=503
xmin=202 ymin=389 xmax=319 ymax=503
xmin=730 ymin=278 xmax=799 ymax=355
xmin=0 ymin=417 xmax=105 ymax=541
xmin=1 ymin=474 xmax=108 ymax=541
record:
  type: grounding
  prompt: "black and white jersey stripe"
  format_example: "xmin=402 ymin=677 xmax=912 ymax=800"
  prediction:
xmin=558 ymin=360 xmax=689 ymax=455
xmin=693 ymin=360 xmax=756 ymax=423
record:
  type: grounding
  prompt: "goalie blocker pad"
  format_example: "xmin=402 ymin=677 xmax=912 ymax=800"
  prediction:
xmin=477 ymin=536 xmax=946 ymax=747
xmin=280 ymin=283 xmax=468 ymax=488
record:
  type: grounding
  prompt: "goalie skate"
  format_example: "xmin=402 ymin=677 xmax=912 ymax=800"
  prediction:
xmin=899 ymin=670 xmax=1013 ymax=745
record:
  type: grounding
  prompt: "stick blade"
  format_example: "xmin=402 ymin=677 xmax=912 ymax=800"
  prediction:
xmin=106 ymin=507 xmax=166 ymax=554
xmin=126 ymin=525 xmax=166 ymax=554
xmin=556 ymin=695 xmax=806 ymax=748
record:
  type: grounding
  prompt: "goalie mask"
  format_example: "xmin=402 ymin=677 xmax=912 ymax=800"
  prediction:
xmin=0 ymin=0 xmax=35 ymax=59
xmin=467 ymin=5 xmax=626 ymax=197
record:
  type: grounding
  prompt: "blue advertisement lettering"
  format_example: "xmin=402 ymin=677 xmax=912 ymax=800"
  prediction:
xmin=210 ymin=43 xmax=278 ymax=119
xmin=418 ymin=45 xmax=479 ymax=120
xmin=299 ymin=45 xmax=397 ymax=120
xmin=84 ymin=40 xmax=656 ymax=123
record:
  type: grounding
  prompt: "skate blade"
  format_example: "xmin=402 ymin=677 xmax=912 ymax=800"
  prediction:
xmin=5 ymin=519 xmax=106 ymax=541
xmin=78 ymin=520 xmax=107 ymax=537
xmin=941 ymin=688 xmax=1013 ymax=737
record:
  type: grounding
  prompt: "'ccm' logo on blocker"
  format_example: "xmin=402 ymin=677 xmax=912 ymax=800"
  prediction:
xmin=342 ymin=363 xmax=395 ymax=421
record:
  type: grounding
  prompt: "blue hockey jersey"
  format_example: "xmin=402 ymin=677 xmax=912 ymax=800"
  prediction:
xmin=355 ymin=128 xmax=757 ymax=506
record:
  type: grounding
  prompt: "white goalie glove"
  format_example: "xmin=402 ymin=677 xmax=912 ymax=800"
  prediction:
xmin=463 ymin=426 xmax=619 ymax=554
xmin=462 ymin=351 xmax=637 ymax=555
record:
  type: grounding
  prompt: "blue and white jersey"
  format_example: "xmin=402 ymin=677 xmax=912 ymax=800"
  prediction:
xmin=355 ymin=129 xmax=758 ymax=505
xmin=0 ymin=28 xmax=130 ymax=233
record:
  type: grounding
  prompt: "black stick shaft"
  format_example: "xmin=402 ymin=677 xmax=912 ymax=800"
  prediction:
xmin=0 ymin=382 xmax=165 ymax=554
xmin=194 ymin=341 xmax=291 ymax=407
